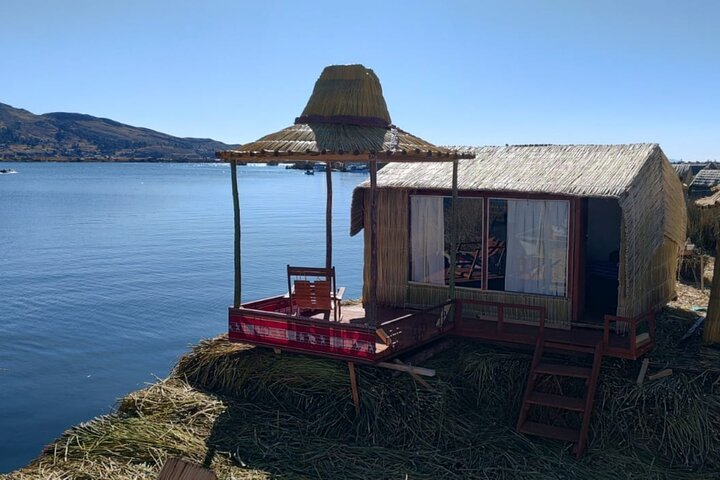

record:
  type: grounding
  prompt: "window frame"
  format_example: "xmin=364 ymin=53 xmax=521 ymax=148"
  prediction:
xmin=408 ymin=192 xmax=572 ymax=299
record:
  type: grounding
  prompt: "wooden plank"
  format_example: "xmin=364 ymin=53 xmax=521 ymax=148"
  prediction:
xmin=348 ymin=362 xmax=360 ymax=415
xmin=376 ymin=361 xmax=436 ymax=377
xmin=157 ymin=457 xmax=217 ymax=480
xmin=393 ymin=359 xmax=433 ymax=390
xmin=636 ymin=358 xmax=650 ymax=385
xmin=648 ymin=368 xmax=673 ymax=381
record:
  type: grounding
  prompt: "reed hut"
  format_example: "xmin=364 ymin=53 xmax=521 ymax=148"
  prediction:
xmin=351 ymin=143 xmax=686 ymax=354
xmin=689 ymin=168 xmax=720 ymax=196
xmin=216 ymin=66 xmax=687 ymax=455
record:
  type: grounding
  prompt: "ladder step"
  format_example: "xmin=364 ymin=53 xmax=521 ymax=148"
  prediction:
xmin=527 ymin=392 xmax=585 ymax=412
xmin=535 ymin=362 xmax=592 ymax=379
xmin=519 ymin=420 xmax=580 ymax=443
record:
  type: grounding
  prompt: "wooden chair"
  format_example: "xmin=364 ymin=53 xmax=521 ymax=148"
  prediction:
xmin=287 ymin=265 xmax=345 ymax=321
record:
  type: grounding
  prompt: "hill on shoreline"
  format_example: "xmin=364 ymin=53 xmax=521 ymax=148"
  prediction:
xmin=0 ymin=102 xmax=236 ymax=162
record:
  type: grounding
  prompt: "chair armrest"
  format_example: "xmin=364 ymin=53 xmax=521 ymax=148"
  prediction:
xmin=335 ymin=287 xmax=346 ymax=301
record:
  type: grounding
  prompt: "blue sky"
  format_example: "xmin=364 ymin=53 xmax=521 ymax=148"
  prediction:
xmin=1 ymin=0 xmax=718 ymax=160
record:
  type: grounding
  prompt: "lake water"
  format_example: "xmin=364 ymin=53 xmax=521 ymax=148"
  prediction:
xmin=0 ymin=162 xmax=366 ymax=472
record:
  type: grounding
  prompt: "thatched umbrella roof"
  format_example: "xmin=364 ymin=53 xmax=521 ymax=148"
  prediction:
xmin=216 ymin=65 xmax=472 ymax=162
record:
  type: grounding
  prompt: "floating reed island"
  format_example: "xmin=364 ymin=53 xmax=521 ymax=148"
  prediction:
xmin=3 ymin=296 xmax=720 ymax=479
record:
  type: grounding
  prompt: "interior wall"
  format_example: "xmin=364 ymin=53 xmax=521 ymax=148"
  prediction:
xmin=586 ymin=198 xmax=622 ymax=262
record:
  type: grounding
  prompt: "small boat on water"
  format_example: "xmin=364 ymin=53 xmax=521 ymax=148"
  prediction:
xmin=0 ymin=168 xmax=17 ymax=174
xmin=304 ymin=169 xmax=314 ymax=175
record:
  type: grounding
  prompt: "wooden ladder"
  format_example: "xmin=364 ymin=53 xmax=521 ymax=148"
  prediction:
xmin=516 ymin=336 xmax=604 ymax=457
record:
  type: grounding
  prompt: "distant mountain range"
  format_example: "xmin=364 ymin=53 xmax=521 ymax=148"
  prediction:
xmin=0 ymin=102 xmax=237 ymax=162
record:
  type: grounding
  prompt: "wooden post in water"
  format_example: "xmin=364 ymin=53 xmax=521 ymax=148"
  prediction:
xmin=326 ymin=163 xmax=333 ymax=271
xmin=368 ymin=158 xmax=378 ymax=327
xmin=230 ymin=160 xmax=242 ymax=308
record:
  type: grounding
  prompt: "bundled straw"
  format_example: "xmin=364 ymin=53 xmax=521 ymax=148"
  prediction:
xmin=4 ymin=310 xmax=720 ymax=479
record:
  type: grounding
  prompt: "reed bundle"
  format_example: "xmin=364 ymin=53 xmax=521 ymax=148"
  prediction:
xmin=4 ymin=312 xmax=720 ymax=480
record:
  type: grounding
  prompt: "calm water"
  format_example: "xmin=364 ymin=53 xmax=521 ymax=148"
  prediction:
xmin=0 ymin=162 xmax=365 ymax=472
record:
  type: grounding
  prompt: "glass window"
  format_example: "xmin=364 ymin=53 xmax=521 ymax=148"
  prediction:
xmin=410 ymin=195 xmax=569 ymax=297
xmin=410 ymin=195 xmax=484 ymax=289
xmin=489 ymin=198 xmax=569 ymax=297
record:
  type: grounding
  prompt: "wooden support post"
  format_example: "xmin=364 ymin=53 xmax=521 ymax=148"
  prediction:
xmin=230 ymin=160 xmax=242 ymax=307
xmin=348 ymin=362 xmax=360 ymax=415
xmin=704 ymin=245 xmax=720 ymax=344
xmin=449 ymin=158 xmax=458 ymax=301
xmin=368 ymin=158 xmax=378 ymax=327
xmin=325 ymin=163 xmax=333 ymax=271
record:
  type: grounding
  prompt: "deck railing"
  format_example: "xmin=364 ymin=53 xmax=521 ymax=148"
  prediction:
xmin=376 ymin=300 xmax=455 ymax=355
xmin=603 ymin=311 xmax=656 ymax=357
xmin=455 ymin=299 xmax=547 ymax=336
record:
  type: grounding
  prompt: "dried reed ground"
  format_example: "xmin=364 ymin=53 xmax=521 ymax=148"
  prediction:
xmin=3 ymin=304 xmax=720 ymax=479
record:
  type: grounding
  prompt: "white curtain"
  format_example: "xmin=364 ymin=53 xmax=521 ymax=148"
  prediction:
xmin=505 ymin=199 xmax=569 ymax=296
xmin=410 ymin=196 xmax=445 ymax=285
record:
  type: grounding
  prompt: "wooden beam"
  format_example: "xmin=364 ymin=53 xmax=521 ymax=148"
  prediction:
xmin=376 ymin=361 xmax=436 ymax=377
xmin=326 ymin=162 xmax=333 ymax=271
xmin=348 ymin=362 xmax=360 ymax=415
xmin=368 ymin=158 xmax=378 ymax=327
xmin=393 ymin=359 xmax=433 ymax=390
xmin=230 ymin=160 xmax=241 ymax=307
xmin=449 ymin=158 xmax=459 ymax=299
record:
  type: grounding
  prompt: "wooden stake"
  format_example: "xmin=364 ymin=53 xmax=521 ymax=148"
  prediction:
xmin=230 ymin=161 xmax=241 ymax=307
xmin=348 ymin=362 xmax=360 ymax=415
xmin=636 ymin=358 xmax=650 ymax=385
xmin=648 ymin=368 xmax=673 ymax=381
xmin=326 ymin=162 xmax=333 ymax=271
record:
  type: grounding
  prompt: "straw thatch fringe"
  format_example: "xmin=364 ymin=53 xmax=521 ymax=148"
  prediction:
xmin=617 ymin=148 xmax=685 ymax=317
xmin=222 ymin=123 xmax=457 ymax=160
xmin=361 ymin=189 xmax=409 ymax=305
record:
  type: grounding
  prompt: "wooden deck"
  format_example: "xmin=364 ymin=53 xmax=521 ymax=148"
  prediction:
xmin=228 ymin=296 xmax=453 ymax=364
xmin=229 ymin=295 xmax=655 ymax=363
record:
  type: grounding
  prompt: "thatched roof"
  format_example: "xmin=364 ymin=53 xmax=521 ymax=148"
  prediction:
xmin=216 ymin=65 xmax=472 ymax=163
xmin=695 ymin=187 xmax=720 ymax=209
xmin=353 ymin=143 xmax=660 ymax=197
xmin=689 ymin=168 xmax=720 ymax=191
